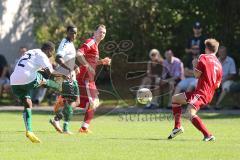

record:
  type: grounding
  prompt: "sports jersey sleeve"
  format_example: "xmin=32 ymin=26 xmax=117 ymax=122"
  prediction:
xmin=195 ymin=55 xmax=205 ymax=73
xmin=78 ymin=43 xmax=89 ymax=55
xmin=57 ymin=39 xmax=67 ymax=57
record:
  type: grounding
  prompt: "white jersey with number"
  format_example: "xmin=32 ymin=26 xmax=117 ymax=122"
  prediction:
xmin=10 ymin=49 xmax=53 ymax=85
xmin=55 ymin=38 xmax=76 ymax=80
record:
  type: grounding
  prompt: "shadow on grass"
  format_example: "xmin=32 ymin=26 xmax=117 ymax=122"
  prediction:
xmin=0 ymin=110 xmax=240 ymax=121
xmin=101 ymin=137 xmax=195 ymax=142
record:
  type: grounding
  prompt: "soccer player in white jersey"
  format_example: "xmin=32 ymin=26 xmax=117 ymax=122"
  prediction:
xmin=49 ymin=25 xmax=80 ymax=134
xmin=10 ymin=42 xmax=60 ymax=143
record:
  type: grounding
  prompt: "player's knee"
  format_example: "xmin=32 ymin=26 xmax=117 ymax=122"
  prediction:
xmin=22 ymin=98 xmax=32 ymax=108
xmin=184 ymin=111 xmax=194 ymax=120
xmin=185 ymin=106 xmax=197 ymax=120
xmin=76 ymin=98 xmax=80 ymax=106
xmin=171 ymin=95 xmax=178 ymax=104
xmin=89 ymin=98 xmax=100 ymax=109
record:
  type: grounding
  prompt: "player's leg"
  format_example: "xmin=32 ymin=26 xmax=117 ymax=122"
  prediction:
xmin=80 ymin=81 xmax=99 ymax=133
xmin=168 ymin=92 xmax=187 ymax=139
xmin=49 ymin=95 xmax=64 ymax=133
xmin=185 ymin=105 xmax=215 ymax=141
xmin=21 ymin=97 xmax=41 ymax=143
xmin=62 ymin=81 xmax=80 ymax=134
xmin=62 ymin=99 xmax=74 ymax=134
xmin=12 ymin=84 xmax=41 ymax=143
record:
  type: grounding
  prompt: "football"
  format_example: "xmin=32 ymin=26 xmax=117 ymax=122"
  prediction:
xmin=136 ymin=88 xmax=152 ymax=104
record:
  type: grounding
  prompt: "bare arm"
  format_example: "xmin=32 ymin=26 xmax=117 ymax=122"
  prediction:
xmin=76 ymin=50 xmax=95 ymax=74
xmin=55 ymin=55 xmax=71 ymax=71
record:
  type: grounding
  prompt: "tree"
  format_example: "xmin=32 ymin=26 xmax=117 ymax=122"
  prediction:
xmin=31 ymin=0 xmax=240 ymax=62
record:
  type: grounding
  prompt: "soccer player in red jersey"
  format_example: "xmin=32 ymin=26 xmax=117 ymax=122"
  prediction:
xmin=76 ymin=24 xmax=111 ymax=133
xmin=167 ymin=39 xmax=222 ymax=141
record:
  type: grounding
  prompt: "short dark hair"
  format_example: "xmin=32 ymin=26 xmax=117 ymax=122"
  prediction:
xmin=95 ymin=24 xmax=106 ymax=30
xmin=67 ymin=25 xmax=77 ymax=33
xmin=41 ymin=41 xmax=55 ymax=51
xmin=219 ymin=45 xmax=227 ymax=51
xmin=205 ymin=39 xmax=219 ymax=53
xmin=20 ymin=46 xmax=28 ymax=50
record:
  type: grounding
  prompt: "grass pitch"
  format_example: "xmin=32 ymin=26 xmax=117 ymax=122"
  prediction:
xmin=0 ymin=111 xmax=239 ymax=160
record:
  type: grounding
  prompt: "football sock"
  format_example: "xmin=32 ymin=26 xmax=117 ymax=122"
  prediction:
xmin=82 ymin=108 xmax=95 ymax=129
xmin=63 ymin=122 xmax=69 ymax=132
xmin=23 ymin=108 xmax=32 ymax=132
xmin=62 ymin=103 xmax=73 ymax=131
xmin=172 ymin=103 xmax=182 ymax=129
xmin=63 ymin=103 xmax=73 ymax=122
xmin=191 ymin=115 xmax=211 ymax=137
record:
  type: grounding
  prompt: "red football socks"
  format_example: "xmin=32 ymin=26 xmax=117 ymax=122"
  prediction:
xmin=83 ymin=108 xmax=95 ymax=127
xmin=172 ymin=103 xmax=182 ymax=129
xmin=191 ymin=115 xmax=211 ymax=137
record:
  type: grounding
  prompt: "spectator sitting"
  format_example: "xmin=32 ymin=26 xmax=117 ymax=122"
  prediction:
xmin=141 ymin=49 xmax=164 ymax=88
xmin=215 ymin=46 xmax=237 ymax=108
xmin=141 ymin=49 xmax=164 ymax=109
xmin=162 ymin=49 xmax=184 ymax=107
xmin=174 ymin=46 xmax=199 ymax=95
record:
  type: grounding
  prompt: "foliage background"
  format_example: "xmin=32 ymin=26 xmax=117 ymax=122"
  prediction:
xmin=31 ymin=0 xmax=240 ymax=63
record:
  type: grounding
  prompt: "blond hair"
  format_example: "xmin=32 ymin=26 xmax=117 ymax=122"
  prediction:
xmin=205 ymin=38 xmax=219 ymax=53
xmin=149 ymin=49 xmax=164 ymax=62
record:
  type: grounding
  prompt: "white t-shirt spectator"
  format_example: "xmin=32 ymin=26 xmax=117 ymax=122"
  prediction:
xmin=219 ymin=56 xmax=236 ymax=81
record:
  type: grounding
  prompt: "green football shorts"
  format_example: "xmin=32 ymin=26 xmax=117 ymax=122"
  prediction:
xmin=11 ymin=72 xmax=45 ymax=100
xmin=61 ymin=80 xmax=80 ymax=98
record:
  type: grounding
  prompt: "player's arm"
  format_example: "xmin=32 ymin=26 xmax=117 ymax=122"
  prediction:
xmin=55 ymin=39 xmax=72 ymax=72
xmin=55 ymin=55 xmax=71 ymax=72
xmin=192 ymin=58 xmax=202 ymax=78
xmin=76 ymin=49 xmax=95 ymax=74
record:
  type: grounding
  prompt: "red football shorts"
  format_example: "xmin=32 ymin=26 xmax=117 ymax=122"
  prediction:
xmin=184 ymin=92 xmax=209 ymax=111
xmin=78 ymin=79 xmax=99 ymax=109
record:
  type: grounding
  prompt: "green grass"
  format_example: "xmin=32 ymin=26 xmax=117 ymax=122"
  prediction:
xmin=0 ymin=111 xmax=240 ymax=160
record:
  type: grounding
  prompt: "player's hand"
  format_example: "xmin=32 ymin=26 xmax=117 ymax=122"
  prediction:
xmin=102 ymin=57 xmax=111 ymax=65
xmin=192 ymin=58 xmax=198 ymax=68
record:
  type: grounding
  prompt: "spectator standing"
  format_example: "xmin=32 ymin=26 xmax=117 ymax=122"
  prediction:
xmin=185 ymin=21 xmax=206 ymax=55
